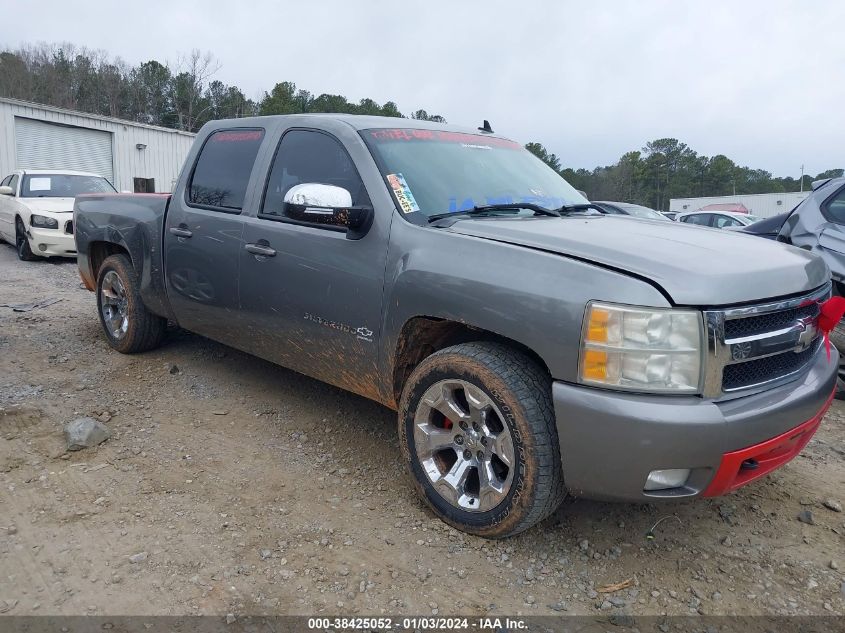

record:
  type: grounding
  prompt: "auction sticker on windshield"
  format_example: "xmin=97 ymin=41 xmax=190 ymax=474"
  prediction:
xmin=387 ymin=173 xmax=420 ymax=214
xmin=29 ymin=178 xmax=52 ymax=191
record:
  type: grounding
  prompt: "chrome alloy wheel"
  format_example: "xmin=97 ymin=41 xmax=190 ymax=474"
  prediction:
xmin=414 ymin=379 xmax=515 ymax=512
xmin=100 ymin=270 xmax=129 ymax=339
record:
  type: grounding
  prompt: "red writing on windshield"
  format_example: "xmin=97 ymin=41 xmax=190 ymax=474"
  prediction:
xmin=212 ymin=130 xmax=264 ymax=142
xmin=369 ymin=129 xmax=519 ymax=149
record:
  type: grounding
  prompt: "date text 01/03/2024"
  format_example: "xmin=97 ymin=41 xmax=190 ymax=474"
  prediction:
xmin=306 ymin=616 xmax=528 ymax=630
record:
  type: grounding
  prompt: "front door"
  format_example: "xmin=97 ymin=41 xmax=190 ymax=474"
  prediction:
xmin=238 ymin=128 xmax=387 ymax=400
xmin=163 ymin=128 xmax=266 ymax=344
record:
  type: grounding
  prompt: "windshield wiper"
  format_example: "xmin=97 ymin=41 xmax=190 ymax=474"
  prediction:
xmin=556 ymin=203 xmax=606 ymax=215
xmin=428 ymin=203 xmax=561 ymax=224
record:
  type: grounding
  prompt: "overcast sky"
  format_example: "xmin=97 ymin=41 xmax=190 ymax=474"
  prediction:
xmin=5 ymin=0 xmax=843 ymax=177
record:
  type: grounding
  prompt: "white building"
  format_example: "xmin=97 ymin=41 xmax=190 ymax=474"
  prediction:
xmin=0 ymin=97 xmax=195 ymax=193
xmin=669 ymin=191 xmax=809 ymax=219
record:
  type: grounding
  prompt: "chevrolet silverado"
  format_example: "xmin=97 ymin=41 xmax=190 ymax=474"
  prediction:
xmin=74 ymin=116 xmax=837 ymax=537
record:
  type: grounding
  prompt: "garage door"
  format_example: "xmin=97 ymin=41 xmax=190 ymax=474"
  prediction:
xmin=15 ymin=117 xmax=114 ymax=185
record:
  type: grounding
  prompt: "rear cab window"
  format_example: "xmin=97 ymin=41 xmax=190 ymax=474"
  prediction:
xmin=188 ymin=129 xmax=265 ymax=212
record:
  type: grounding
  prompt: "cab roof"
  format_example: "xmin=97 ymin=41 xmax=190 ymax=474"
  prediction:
xmin=205 ymin=113 xmax=516 ymax=142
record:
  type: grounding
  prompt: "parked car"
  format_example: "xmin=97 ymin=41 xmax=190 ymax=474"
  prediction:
xmin=676 ymin=210 xmax=761 ymax=229
xmin=74 ymin=115 xmax=836 ymax=538
xmin=661 ymin=211 xmax=678 ymax=221
xmin=0 ymin=169 xmax=116 ymax=260
xmin=767 ymin=177 xmax=845 ymax=398
xmin=591 ymin=201 xmax=670 ymax=220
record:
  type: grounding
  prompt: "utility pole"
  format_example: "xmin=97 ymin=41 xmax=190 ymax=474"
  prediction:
xmin=800 ymin=164 xmax=805 ymax=192
xmin=656 ymin=162 xmax=666 ymax=210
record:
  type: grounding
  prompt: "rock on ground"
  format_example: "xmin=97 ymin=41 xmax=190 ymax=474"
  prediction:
xmin=64 ymin=417 xmax=111 ymax=451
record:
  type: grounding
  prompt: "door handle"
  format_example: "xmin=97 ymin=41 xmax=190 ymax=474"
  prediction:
xmin=169 ymin=227 xmax=193 ymax=238
xmin=245 ymin=243 xmax=277 ymax=257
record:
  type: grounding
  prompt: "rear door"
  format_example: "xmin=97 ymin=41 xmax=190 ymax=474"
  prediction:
xmin=163 ymin=128 xmax=266 ymax=344
xmin=237 ymin=127 xmax=387 ymax=399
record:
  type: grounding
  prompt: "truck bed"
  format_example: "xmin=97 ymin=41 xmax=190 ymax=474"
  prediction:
xmin=74 ymin=193 xmax=174 ymax=321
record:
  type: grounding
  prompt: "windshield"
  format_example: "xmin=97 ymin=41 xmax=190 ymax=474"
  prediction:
xmin=362 ymin=128 xmax=587 ymax=217
xmin=743 ymin=214 xmax=761 ymax=224
xmin=21 ymin=174 xmax=115 ymax=198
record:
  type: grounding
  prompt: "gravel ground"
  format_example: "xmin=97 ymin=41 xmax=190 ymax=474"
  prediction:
xmin=0 ymin=244 xmax=844 ymax=618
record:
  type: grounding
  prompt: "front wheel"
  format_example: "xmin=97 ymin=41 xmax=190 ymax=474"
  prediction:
xmin=15 ymin=218 xmax=37 ymax=261
xmin=96 ymin=254 xmax=166 ymax=353
xmin=399 ymin=342 xmax=565 ymax=538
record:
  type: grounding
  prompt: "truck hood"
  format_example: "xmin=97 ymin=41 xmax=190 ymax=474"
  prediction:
xmin=446 ymin=215 xmax=829 ymax=306
xmin=20 ymin=198 xmax=75 ymax=213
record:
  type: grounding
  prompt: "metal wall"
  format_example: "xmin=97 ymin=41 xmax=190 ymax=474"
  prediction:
xmin=669 ymin=191 xmax=810 ymax=218
xmin=0 ymin=97 xmax=195 ymax=193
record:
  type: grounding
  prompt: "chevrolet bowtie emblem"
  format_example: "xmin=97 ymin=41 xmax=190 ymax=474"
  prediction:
xmin=795 ymin=318 xmax=818 ymax=352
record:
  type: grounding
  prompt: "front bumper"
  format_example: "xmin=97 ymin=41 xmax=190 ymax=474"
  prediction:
xmin=27 ymin=225 xmax=76 ymax=257
xmin=553 ymin=345 xmax=837 ymax=501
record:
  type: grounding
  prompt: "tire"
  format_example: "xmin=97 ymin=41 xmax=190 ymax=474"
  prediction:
xmin=96 ymin=254 xmax=166 ymax=353
xmin=15 ymin=218 xmax=38 ymax=261
xmin=398 ymin=341 xmax=565 ymax=538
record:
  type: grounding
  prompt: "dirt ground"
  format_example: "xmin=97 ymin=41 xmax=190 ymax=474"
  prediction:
xmin=0 ymin=244 xmax=844 ymax=618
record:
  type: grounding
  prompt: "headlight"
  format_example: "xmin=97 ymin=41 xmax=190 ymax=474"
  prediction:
xmin=579 ymin=302 xmax=703 ymax=393
xmin=30 ymin=214 xmax=59 ymax=229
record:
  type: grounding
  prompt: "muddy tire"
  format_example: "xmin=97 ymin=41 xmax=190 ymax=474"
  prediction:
xmin=15 ymin=218 xmax=37 ymax=261
xmin=399 ymin=341 xmax=565 ymax=538
xmin=96 ymin=254 xmax=166 ymax=354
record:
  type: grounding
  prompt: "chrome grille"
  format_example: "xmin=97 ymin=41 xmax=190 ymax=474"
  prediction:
xmin=702 ymin=284 xmax=830 ymax=398
xmin=723 ymin=302 xmax=819 ymax=339
xmin=722 ymin=338 xmax=822 ymax=390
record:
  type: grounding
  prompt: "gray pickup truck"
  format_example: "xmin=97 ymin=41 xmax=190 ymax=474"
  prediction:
xmin=74 ymin=115 xmax=838 ymax=538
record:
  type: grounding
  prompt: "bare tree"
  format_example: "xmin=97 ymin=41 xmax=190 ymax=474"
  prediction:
xmin=170 ymin=49 xmax=220 ymax=131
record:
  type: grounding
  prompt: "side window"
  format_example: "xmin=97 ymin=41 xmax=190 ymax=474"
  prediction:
xmin=824 ymin=187 xmax=845 ymax=224
xmin=188 ymin=129 xmax=265 ymax=211
xmin=0 ymin=175 xmax=11 ymax=187
xmin=9 ymin=175 xmax=19 ymax=195
xmin=683 ymin=214 xmax=707 ymax=225
xmin=261 ymin=129 xmax=368 ymax=220
xmin=714 ymin=215 xmax=739 ymax=228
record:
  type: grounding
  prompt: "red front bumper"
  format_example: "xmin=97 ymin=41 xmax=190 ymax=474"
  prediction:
xmin=702 ymin=388 xmax=834 ymax=497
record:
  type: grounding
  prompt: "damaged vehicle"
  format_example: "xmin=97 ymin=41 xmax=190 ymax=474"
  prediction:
xmin=74 ymin=116 xmax=837 ymax=537
xmin=746 ymin=177 xmax=845 ymax=396
xmin=0 ymin=170 xmax=115 ymax=260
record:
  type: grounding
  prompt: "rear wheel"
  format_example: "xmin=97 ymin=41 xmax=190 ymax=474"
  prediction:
xmin=15 ymin=218 xmax=37 ymax=261
xmin=399 ymin=342 xmax=565 ymax=538
xmin=96 ymin=254 xmax=166 ymax=353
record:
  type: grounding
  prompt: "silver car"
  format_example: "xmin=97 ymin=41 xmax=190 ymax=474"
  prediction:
xmin=676 ymin=210 xmax=762 ymax=229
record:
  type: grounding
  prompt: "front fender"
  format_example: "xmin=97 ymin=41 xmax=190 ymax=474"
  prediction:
xmin=379 ymin=221 xmax=671 ymax=396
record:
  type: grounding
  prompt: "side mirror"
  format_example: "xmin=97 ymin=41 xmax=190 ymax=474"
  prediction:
xmin=0 ymin=186 xmax=13 ymax=196
xmin=283 ymin=183 xmax=373 ymax=239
